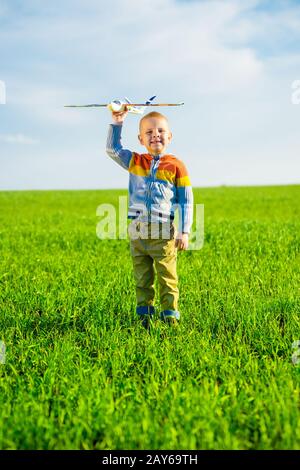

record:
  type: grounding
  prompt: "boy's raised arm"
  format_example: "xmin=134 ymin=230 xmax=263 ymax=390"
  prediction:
xmin=106 ymin=107 xmax=133 ymax=170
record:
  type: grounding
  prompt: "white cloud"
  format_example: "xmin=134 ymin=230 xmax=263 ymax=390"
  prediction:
xmin=1 ymin=0 xmax=265 ymax=94
xmin=0 ymin=133 xmax=39 ymax=144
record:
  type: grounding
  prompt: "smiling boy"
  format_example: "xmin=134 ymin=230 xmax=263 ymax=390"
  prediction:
xmin=106 ymin=108 xmax=193 ymax=328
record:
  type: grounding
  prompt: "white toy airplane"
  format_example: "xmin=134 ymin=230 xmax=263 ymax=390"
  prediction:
xmin=64 ymin=95 xmax=184 ymax=114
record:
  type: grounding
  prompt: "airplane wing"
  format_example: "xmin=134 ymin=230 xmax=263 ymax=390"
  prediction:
xmin=64 ymin=104 xmax=108 ymax=108
xmin=64 ymin=103 xmax=184 ymax=108
xmin=123 ymin=103 xmax=184 ymax=106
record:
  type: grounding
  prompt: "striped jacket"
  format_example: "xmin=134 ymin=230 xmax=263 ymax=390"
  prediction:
xmin=106 ymin=124 xmax=193 ymax=233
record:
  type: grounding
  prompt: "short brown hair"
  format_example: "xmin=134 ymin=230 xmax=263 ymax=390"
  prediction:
xmin=139 ymin=111 xmax=169 ymax=132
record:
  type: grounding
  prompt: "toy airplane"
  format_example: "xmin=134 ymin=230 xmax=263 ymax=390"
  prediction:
xmin=64 ymin=95 xmax=184 ymax=114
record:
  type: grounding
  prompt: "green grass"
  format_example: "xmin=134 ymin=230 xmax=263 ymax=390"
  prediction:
xmin=0 ymin=185 xmax=299 ymax=450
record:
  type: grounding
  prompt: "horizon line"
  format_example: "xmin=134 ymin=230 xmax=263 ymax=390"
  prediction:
xmin=0 ymin=182 xmax=299 ymax=193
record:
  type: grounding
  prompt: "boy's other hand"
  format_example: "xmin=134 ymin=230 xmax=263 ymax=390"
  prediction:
xmin=175 ymin=233 xmax=189 ymax=251
xmin=111 ymin=107 xmax=129 ymax=124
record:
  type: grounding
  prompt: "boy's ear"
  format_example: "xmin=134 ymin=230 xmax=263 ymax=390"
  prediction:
xmin=138 ymin=134 xmax=143 ymax=145
xmin=168 ymin=131 xmax=173 ymax=142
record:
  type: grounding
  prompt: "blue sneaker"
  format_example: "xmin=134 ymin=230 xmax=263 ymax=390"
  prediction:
xmin=137 ymin=306 xmax=155 ymax=330
xmin=160 ymin=310 xmax=180 ymax=326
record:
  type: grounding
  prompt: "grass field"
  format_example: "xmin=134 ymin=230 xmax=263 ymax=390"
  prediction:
xmin=0 ymin=185 xmax=299 ymax=450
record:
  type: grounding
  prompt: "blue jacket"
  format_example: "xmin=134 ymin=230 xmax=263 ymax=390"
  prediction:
xmin=106 ymin=124 xmax=193 ymax=233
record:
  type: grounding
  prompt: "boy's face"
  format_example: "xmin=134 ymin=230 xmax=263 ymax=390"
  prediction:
xmin=138 ymin=117 xmax=172 ymax=156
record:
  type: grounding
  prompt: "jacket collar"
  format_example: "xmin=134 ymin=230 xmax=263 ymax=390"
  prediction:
xmin=143 ymin=153 xmax=164 ymax=160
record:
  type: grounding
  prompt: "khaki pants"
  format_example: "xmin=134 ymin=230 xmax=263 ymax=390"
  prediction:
xmin=128 ymin=221 xmax=180 ymax=320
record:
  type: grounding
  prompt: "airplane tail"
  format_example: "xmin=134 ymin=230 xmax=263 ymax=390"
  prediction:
xmin=145 ymin=95 xmax=156 ymax=105
xmin=124 ymin=95 xmax=156 ymax=114
xmin=122 ymin=95 xmax=157 ymax=114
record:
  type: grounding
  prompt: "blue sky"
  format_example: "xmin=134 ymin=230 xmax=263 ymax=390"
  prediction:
xmin=0 ymin=0 xmax=300 ymax=190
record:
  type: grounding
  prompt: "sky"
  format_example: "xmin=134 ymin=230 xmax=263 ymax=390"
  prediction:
xmin=0 ymin=0 xmax=300 ymax=190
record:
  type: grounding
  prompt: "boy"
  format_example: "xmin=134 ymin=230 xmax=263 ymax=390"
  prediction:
xmin=106 ymin=107 xmax=193 ymax=328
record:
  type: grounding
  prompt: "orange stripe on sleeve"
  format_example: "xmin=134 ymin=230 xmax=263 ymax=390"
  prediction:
xmin=176 ymin=160 xmax=191 ymax=187
xmin=129 ymin=152 xmax=151 ymax=177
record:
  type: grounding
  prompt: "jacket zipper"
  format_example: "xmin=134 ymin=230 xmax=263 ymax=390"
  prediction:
xmin=147 ymin=156 xmax=160 ymax=218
